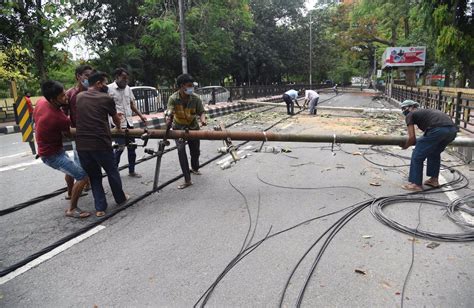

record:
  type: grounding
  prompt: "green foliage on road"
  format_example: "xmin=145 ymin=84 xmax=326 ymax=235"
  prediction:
xmin=1 ymin=0 xmax=473 ymax=96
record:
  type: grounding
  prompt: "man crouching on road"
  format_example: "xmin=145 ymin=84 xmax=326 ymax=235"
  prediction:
xmin=400 ymin=99 xmax=457 ymax=191
xmin=34 ymin=81 xmax=90 ymax=218
xmin=166 ymin=74 xmax=207 ymax=189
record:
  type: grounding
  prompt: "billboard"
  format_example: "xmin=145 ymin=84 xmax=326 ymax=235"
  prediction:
xmin=381 ymin=46 xmax=426 ymax=69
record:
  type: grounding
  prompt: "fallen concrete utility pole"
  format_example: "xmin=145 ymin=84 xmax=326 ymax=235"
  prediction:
xmin=238 ymin=100 xmax=401 ymax=113
xmin=69 ymin=128 xmax=474 ymax=147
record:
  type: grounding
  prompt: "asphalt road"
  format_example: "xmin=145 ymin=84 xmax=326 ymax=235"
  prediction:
xmin=1 ymin=92 xmax=473 ymax=307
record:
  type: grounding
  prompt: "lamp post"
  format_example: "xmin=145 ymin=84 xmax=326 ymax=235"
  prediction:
xmin=178 ymin=0 xmax=188 ymax=74
xmin=309 ymin=10 xmax=313 ymax=87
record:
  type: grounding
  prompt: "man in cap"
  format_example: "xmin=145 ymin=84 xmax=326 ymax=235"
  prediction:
xmin=400 ymin=99 xmax=457 ymax=191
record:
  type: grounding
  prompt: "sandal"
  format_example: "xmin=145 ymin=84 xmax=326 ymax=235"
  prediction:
xmin=65 ymin=208 xmax=90 ymax=219
xmin=117 ymin=194 xmax=130 ymax=207
xmin=178 ymin=182 xmax=193 ymax=189
xmin=190 ymin=169 xmax=202 ymax=175
xmin=424 ymin=179 xmax=440 ymax=188
xmin=401 ymin=183 xmax=423 ymax=192
xmin=96 ymin=211 xmax=106 ymax=217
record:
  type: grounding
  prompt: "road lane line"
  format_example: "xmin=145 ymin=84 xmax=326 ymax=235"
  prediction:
xmin=0 ymin=152 xmax=31 ymax=160
xmin=0 ymin=160 xmax=42 ymax=172
xmin=0 ymin=225 xmax=106 ymax=285
xmin=439 ymin=173 xmax=460 ymax=202
xmin=281 ymin=123 xmax=293 ymax=130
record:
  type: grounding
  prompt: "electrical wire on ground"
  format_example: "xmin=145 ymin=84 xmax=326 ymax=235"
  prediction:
xmin=0 ymin=98 xmax=315 ymax=277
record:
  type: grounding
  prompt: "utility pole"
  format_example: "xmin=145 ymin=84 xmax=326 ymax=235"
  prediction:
xmin=309 ymin=11 xmax=312 ymax=87
xmin=178 ymin=0 xmax=188 ymax=74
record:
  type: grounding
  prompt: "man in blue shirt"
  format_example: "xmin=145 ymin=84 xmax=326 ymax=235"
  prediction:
xmin=282 ymin=89 xmax=301 ymax=115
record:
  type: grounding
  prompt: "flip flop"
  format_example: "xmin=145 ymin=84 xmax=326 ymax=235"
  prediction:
xmin=401 ymin=184 xmax=423 ymax=192
xmin=424 ymin=180 xmax=440 ymax=188
xmin=65 ymin=192 xmax=88 ymax=200
xmin=65 ymin=208 xmax=90 ymax=218
xmin=117 ymin=194 xmax=130 ymax=207
xmin=190 ymin=169 xmax=202 ymax=175
xmin=178 ymin=182 xmax=193 ymax=189
xmin=96 ymin=211 xmax=106 ymax=217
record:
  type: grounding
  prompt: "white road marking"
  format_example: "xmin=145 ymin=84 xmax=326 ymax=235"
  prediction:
xmin=439 ymin=173 xmax=460 ymax=202
xmin=0 ymin=160 xmax=42 ymax=172
xmin=281 ymin=123 xmax=293 ymax=130
xmin=0 ymin=151 xmax=30 ymax=160
xmin=0 ymin=225 xmax=106 ymax=285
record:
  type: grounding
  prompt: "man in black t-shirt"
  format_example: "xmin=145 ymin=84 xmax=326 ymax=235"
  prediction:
xmin=76 ymin=71 xmax=129 ymax=217
xmin=400 ymin=100 xmax=457 ymax=191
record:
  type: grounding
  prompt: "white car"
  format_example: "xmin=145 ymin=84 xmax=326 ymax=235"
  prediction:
xmin=131 ymin=86 xmax=163 ymax=113
xmin=195 ymin=86 xmax=230 ymax=105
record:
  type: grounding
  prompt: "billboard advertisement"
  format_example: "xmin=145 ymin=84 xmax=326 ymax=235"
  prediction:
xmin=381 ymin=46 xmax=426 ymax=69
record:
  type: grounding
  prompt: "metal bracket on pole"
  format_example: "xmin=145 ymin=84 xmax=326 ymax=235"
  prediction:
xmin=145 ymin=119 xmax=173 ymax=191
xmin=214 ymin=122 xmax=240 ymax=162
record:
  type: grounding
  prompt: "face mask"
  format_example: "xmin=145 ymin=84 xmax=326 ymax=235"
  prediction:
xmin=116 ymin=80 xmax=127 ymax=89
xmin=184 ymin=87 xmax=194 ymax=95
xmin=100 ymin=85 xmax=109 ymax=93
xmin=402 ymin=109 xmax=410 ymax=116
xmin=81 ymin=79 xmax=89 ymax=89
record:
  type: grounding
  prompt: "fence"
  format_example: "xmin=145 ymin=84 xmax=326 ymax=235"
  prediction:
xmin=133 ymin=84 xmax=333 ymax=115
xmin=387 ymin=85 xmax=474 ymax=134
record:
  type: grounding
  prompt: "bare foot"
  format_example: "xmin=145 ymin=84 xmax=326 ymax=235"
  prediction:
xmin=401 ymin=183 xmax=423 ymax=192
xmin=424 ymin=178 xmax=440 ymax=188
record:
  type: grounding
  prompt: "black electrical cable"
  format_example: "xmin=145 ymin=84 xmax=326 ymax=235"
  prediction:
xmin=446 ymin=193 xmax=474 ymax=228
xmin=0 ymin=101 xmax=304 ymax=277
xmin=400 ymin=202 xmax=422 ymax=308
xmin=257 ymin=173 xmax=375 ymax=198
xmin=0 ymin=105 xmax=278 ymax=217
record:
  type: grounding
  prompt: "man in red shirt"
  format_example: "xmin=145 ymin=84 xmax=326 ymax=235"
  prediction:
xmin=64 ymin=65 xmax=93 ymax=191
xmin=34 ymin=80 xmax=90 ymax=218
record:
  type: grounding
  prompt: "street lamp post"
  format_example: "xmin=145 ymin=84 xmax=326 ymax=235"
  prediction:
xmin=309 ymin=11 xmax=312 ymax=87
xmin=178 ymin=0 xmax=188 ymax=74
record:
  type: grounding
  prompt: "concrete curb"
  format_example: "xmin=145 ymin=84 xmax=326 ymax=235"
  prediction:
xmin=0 ymin=125 xmax=21 ymax=135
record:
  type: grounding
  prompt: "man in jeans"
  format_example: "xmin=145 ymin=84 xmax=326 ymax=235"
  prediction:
xmin=400 ymin=100 xmax=457 ymax=191
xmin=282 ymin=89 xmax=301 ymax=115
xmin=166 ymin=74 xmax=207 ymax=189
xmin=64 ymin=64 xmax=93 ymax=194
xmin=303 ymin=89 xmax=320 ymax=115
xmin=34 ymin=80 xmax=90 ymax=218
xmin=108 ymin=68 xmax=147 ymax=178
xmin=76 ymin=71 xmax=128 ymax=217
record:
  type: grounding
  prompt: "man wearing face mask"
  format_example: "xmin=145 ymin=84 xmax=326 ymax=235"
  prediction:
xmin=108 ymin=68 xmax=147 ymax=178
xmin=34 ymin=80 xmax=90 ymax=218
xmin=400 ymin=100 xmax=457 ymax=191
xmin=63 ymin=64 xmax=93 ymax=195
xmin=76 ymin=71 xmax=129 ymax=217
xmin=166 ymin=74 xmax=207 ymax=189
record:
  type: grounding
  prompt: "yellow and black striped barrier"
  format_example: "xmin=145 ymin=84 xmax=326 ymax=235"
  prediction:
xmin=15 ymin=96 xmax=36 ymax=154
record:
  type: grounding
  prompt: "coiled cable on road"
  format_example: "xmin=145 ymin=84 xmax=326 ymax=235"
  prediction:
xmin=446 ymin=193 xmax=474 ymax=229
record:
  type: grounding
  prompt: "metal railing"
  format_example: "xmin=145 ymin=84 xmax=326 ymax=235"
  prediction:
xmin=387 ymin=85 xmax=474 ymax=134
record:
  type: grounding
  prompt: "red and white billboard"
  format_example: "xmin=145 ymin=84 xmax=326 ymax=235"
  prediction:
xmin=381 ymin=46 xmax=426 ymax=69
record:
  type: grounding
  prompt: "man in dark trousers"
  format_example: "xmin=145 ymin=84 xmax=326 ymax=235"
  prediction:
xmin=282 ymin=89 xmax=301 ymax=115
xmin=400 ymin=99 xmax=457 ymax=191
xmin=76 ymin=71 xmax=128 ymax=217
xmin=166 ymin=74 xmax=207 ymax=189
xmin=108 ymin=68 xmax=147 ymax=178
xmin=34 ymin=80 xmax=90 ymax=218
xmin=64 ymin=64 xmax=93 ymax=192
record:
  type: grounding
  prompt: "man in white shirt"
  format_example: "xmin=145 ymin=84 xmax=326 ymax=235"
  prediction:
xmin=304 ymin=89 xmax=320 ymax=115
xmin=108 ymin=68 xmax=147 ymax=178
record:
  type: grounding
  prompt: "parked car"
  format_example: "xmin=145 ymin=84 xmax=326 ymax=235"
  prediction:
xmin=131 ymin=86 xmax=163 ymax=114
xmin=195 ymin=86 xmax=230 ymax=105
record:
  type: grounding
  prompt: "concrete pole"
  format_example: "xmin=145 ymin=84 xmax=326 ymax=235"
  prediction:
xmin=178 ymin=0 xmax=188 ymax=74
xmin=309 ymin=11 xmax=312 ymax=87
xmin=69 ymin=128 xmax=474 ymax=147
xmin=238 ymin=100 xmax=402 ymax=113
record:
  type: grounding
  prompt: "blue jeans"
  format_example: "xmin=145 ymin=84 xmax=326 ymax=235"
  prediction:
xmin=114 ymin=137 xmax=137 ymax=174
xmin=308 ymin=97 xmax=319 ymax=115
xmin=41 ymin=150 xmax=87 ymax=181
xmin=409 ymin=126 xmax=457 ymax=185
xmin=78 ymin=150 xmax=126 ymax=211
